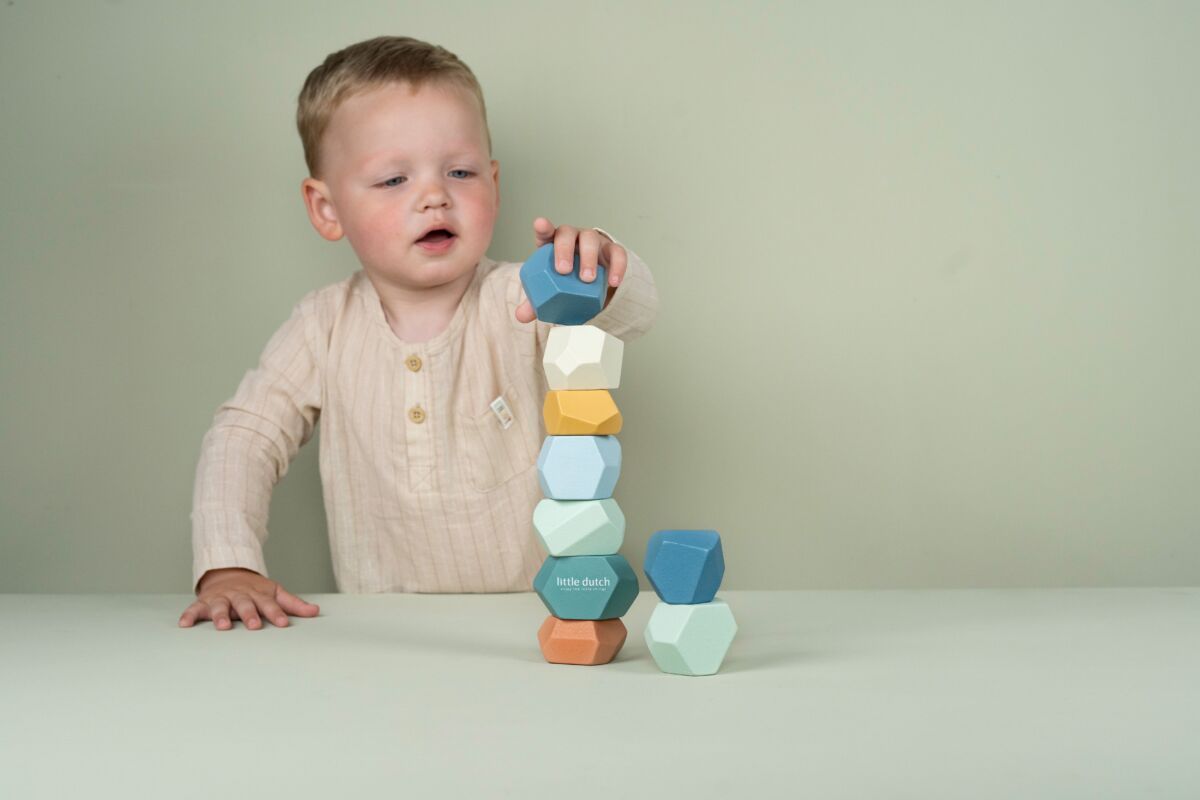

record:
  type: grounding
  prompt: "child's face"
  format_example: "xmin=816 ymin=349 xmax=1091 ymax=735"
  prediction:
xmin=301 ymin=81 xmax=500 ymax=292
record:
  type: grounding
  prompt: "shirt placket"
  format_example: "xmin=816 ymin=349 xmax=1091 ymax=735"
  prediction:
xmin=403 ymin=349 xmax=435 ymax=490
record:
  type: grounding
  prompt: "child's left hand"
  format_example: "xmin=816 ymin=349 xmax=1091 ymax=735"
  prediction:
xmin=515 ymin=217 xmax=627 ymax=323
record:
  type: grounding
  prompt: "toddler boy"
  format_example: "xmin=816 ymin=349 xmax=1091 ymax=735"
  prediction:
xmin=178 ymin=36 xmax=658 ymax=630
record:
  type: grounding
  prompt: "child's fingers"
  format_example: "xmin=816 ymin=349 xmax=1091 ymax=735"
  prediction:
xmin=553 ymin=225 xmax=579 ymax=274
xmin=577 ymin=232 xmax=603 ymax=283
xmin=229 ymin=592 xmax=262 ymax=630
xmin=182 ymin=590 xmax=294 ymax=629
xmin=515 ymin=298 xmax=535 ymax=323
xmin=178 ymin=600 xmax=208 ymax=627
xmin=276 ymin=586 xmax=320 ymax=617
xmin=250 ymin=591 xmax=290 ymax=627
xmin=209 ymin=597 xmax=233 ymax=630
xmin=533 ymin=216 xmax=556 ymax=245
xmin=603 ymin=242 xmax=628 ymax=287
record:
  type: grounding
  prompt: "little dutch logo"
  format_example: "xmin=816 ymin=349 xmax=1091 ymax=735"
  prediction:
xmin=555 ymin=576 xmax=612 ymax=591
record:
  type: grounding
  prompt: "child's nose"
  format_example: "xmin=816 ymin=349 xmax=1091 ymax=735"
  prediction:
xmin=417 ymin=178 xmax=451 ymax=209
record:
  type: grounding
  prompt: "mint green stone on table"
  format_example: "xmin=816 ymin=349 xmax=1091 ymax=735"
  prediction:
xmin=644 ymin=599 xmax=738 ymax=676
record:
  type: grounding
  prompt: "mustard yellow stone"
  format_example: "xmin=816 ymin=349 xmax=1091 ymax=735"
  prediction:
xmin=543 ymin=390 xmax=623 ymax=435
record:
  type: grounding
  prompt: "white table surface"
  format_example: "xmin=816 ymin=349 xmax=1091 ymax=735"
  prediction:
xmin=1 ymin=589 xmax=1197 ymax=799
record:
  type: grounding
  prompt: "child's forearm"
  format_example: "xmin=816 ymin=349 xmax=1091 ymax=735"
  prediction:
xmin=190 ymin=421 xmax=282 ymax=593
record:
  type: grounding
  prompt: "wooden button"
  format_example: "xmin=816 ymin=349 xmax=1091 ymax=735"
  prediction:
xmin=405 ymin=355 xmax=423 ymax=372
xmin=408 ymin=405 xmax=426 ymax=424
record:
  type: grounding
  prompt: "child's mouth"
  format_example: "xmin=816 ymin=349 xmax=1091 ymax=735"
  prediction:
xmin=417 ymin=229 xmax=456 ymax=252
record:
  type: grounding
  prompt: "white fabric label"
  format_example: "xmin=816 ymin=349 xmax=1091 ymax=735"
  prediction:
xmin=490 ymin=395 xmax=515 ymax=430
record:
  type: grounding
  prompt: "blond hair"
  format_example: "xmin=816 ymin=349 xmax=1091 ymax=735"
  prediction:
xmin=296 ymin=35 xmax=492 ymax=179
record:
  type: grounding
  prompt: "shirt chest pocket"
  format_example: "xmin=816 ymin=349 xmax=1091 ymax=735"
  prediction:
xmin=457 ymin=379 xmax=542 ymax=492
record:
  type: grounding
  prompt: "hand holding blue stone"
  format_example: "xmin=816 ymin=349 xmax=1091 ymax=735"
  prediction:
xmin=519 ymin=242 xmax=608 ymax=324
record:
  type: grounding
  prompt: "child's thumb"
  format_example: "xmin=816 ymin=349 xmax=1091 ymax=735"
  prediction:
xmin=276 ymin=586 xmax=320 ymax=616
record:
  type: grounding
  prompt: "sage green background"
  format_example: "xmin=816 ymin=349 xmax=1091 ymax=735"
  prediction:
xmin=1 ymin=1 xmax=1196 ymax=593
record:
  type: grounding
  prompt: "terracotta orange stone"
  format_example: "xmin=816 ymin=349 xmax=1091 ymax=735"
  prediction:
xmin=537 ymin=616 xmax=628 ymax=665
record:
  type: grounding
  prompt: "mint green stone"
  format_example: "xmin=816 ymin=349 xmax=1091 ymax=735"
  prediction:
xmin=533 ymin=498 xmax=625 ymax=556
xmin=644 ymin=598 xmax=738 ymax=676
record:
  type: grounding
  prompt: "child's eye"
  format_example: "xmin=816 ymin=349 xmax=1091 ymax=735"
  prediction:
xmin=381 ymin=176 xmax=406 ymax=187
xmin=450 ymin=169 xmax=474 ymax=178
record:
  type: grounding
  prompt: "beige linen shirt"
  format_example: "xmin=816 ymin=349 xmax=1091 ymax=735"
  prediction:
xmin=190 ymin=230 xmax=658 ymax=594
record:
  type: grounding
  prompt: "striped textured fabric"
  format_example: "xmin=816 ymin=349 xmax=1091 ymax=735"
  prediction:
xmin=190 ymin=230 xmax=658 ymax=594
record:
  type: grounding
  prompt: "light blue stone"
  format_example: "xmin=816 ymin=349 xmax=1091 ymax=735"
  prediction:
xmin=536 ymin=436 xmax=621 ymax=500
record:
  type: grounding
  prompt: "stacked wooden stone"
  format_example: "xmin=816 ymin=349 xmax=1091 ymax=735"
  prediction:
xmin=520 ymin=243 xmax=639 ymax=666
xmin=643 ymin=529 xmax=738 ymax=676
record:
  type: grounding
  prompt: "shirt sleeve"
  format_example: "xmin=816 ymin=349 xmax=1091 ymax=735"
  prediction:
xmin=521 ymin=227 xmax=660 ymax=356
xmin=586 ymin=227 xmax=660 ymax=342
xmin=189 ymin=296 xmax=324 ymax=593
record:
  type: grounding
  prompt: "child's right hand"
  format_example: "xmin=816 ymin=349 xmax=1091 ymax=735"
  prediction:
xmin=178 ymin=567 xmax=320 ymax=631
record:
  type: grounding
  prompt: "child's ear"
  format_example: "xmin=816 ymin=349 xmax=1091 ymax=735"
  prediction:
xmin=490 ymin=159 xmax=500 ymax=209
xmin=300 ymin=177 xmax=344 ymax=242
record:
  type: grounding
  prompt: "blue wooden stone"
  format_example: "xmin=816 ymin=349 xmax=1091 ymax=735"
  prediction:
xmin=532 ymin=554 xmax=639 ymax=620
xmin=643 ymin=529 xmax=725 ymax=604
xmin=536 ymin=435 xmax=621 ymax=500
xmin=519 ymin=242 xmax=608 ymax=324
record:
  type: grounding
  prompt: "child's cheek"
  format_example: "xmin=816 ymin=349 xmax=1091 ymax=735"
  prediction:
xmin=365 ymin=208 xmax=403 ymax=244
xmin=466 ymin=188 xmax=499 ymax=231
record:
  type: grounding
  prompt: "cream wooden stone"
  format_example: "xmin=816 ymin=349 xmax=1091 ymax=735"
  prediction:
xmin=542 ymin=325 xmax=625 ymax=390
